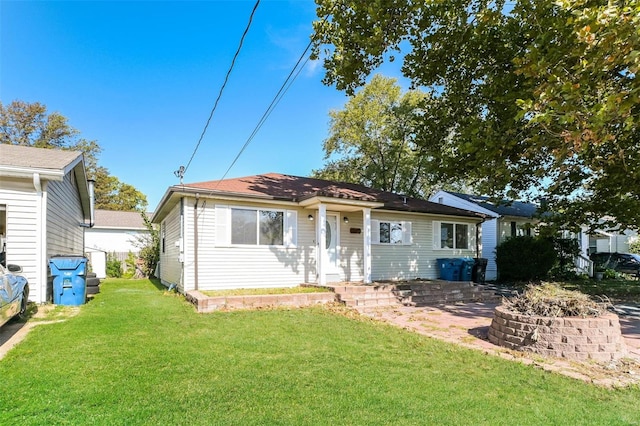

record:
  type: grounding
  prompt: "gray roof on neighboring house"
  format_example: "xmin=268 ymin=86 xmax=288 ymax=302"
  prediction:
xmin=93 ymin=209 xmax=150 ymax=230
xmin=445 ymin=191 xmax=539 ymax=218
xmin=0 ymin=144 xmax=82 ymax=171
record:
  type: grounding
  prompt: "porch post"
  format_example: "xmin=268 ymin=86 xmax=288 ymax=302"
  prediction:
xmin=363 ymin=208 xmax=372 ymax=284
xmin=318 ymin=204 xmax=327 ymax=286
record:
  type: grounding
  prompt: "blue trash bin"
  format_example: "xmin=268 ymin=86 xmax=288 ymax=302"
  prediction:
xmin=460 ymin=258 xmax=475 ymax=281
xmin=437 ymin=258 xmax=462 ymax=281
xmin=49 ymin=256 xmax=88 ymax=305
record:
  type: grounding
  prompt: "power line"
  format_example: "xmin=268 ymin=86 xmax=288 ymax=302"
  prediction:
xmin=182 ymin=0 xmax=260 ymax=176
xmin=215 ymin=40 xmax=314 ymax=185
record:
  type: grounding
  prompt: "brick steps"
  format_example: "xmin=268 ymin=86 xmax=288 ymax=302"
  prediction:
xmin=329 ymin=281 xmax=500 ymax=312
xmin=394 ymin=282 xmax=500 ymax=306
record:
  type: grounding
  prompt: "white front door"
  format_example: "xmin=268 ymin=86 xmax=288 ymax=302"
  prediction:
xmin=325 ymin=214 xmax=339 ymax=273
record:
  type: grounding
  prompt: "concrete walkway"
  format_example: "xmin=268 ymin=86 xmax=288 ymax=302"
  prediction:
xmin=367 ymin=301 xmax=640 ymax=387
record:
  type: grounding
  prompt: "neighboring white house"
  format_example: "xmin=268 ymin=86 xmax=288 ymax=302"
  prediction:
xmin=151 ymin=173 xmax=487 ymax=293
xmin=0 ymin=144 xmax=94 ymax=303
xmin=84 ymin=209 xmax=150 ymax=278
xmin=429 ymin=191 xmax=538 ymax=281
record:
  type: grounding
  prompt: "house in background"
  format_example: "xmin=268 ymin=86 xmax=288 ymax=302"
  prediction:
xmin=429 ymin=191 xmax=539 ymax=281
xmin=0 ymin=144 xmax=94 ymax=303
xmin=84 ymin=209 xmax=150 ymax=278
xmin=151 ymin=173 xmax=486 ymax=294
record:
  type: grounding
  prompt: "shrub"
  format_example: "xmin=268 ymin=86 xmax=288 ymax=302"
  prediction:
xmin=133 ymin=213 xmax=159 ymax=278
xmin=629 ymin=237 xmax=640 ymax=255
xmin=123 ymin=252 xmax=136 ymax=279
xmin=495 ymin=236 xmax=556 ymax=282
xmin=549 ymin=237 xmax=580 ymax=280
xmin=106 ymin=252 xmax=122 ymax=278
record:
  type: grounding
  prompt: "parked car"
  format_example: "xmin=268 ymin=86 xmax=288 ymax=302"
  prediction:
xmin=590 ymin=252 xmax=640 ymax=277
xmin=0 ymin=263 xmax=29 ymax=328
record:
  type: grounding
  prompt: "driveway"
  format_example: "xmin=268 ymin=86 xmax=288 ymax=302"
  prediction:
xmin=369 ymin=301 xmax=640 ymax=387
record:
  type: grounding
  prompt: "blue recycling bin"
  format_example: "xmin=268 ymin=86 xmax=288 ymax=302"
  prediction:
xmin=437 ymin=258 xmax=463 ymax=281
xmin=460 ymin=258 xmax=475 ymax=281
xmin=49 ymin=256 xmax=88 ymax=305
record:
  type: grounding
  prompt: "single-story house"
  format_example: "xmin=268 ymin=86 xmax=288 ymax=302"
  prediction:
xmin=0 ymin=144 xmax=94 ymax=303
xmin=84 ymin=209 xmax=151 ymax=278
xmin=429 ymin=190 xmax=538 ymax=281
xmin=151 ymin=173 xmax=486 ymax=293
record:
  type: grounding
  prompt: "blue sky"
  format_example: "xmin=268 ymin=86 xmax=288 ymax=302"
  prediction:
xmin=0 ymin=0 xmax=375 ymax=210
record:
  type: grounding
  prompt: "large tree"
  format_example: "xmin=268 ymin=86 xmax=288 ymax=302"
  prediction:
xmin=0 ymin=100 xmax=147 ymax=211
xmin=313 ymin=75 xmax=468 ymax=197
xmin=312 ymin=0 xmax=640 ymax=230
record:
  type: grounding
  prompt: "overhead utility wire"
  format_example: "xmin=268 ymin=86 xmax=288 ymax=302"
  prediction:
xmin=182 ymin=0 xmax=261 ymax=176
xmin=215 ymin=41 xmax=314 ymax=185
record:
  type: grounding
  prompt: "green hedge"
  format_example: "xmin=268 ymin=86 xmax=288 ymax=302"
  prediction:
xmin=495 ymin=236 xmax=557 ymax=282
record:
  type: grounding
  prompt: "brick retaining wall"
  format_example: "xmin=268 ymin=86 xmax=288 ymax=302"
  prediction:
xmin=186 ymin=291 xmax=337 ymax=313
xmin=489 ymin=305 xmax=628 ymax=362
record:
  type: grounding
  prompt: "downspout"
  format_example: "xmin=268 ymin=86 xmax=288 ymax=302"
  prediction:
xmin=193 ymin=194 xmax=199 ymax=291
xmin=33 ymin=173 xmax=47 ymax=303
xmin=179 ymin=197 xmax=184 ymax=292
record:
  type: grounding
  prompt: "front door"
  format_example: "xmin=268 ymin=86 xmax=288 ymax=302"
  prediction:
xmin=325 ymin=214 xmax=339 ymax=274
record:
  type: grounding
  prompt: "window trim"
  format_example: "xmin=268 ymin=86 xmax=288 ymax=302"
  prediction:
xmin=216 ymin=205 xmax=297 ymax=248
xmin=371 ymin=220 xmax=412 ymax=245
xmin=433 ymin=220 xmax=473 ymax=250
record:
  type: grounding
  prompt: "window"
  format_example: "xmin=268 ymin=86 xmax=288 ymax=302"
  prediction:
xmin=231 ymin=208 xmax=284 ymax=246
xmin=435 ymin=221 xmax=470 ymax=250
xmin=372 ymin=220 xmax=412 ymax=245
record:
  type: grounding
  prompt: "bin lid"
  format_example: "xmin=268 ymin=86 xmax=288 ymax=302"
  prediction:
xmin=49 ymin=256 xmax=87 ymax=270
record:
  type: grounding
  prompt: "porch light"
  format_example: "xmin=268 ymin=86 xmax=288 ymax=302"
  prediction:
xmin=308 ymin=214 xmax=314 ymax=221
xmin=343 ymin=216 xmax=349 ymax=224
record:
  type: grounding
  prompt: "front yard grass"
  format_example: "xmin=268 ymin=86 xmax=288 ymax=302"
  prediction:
xmin=1 ymin=278 xmax=639 ymax=425
xmin=560 ymin=277 xmax=640 ymax=303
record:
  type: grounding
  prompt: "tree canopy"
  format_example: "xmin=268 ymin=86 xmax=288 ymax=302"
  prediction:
xmin=312 ymin=0 xmax=640 ymax=230
xmin=0 ymin=100 xmax=147 ymax=211
xmin=313 ymin=75 xmax=470 ymax=197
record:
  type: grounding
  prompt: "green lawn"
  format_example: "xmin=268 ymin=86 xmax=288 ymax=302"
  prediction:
xmin=560 ymin=277 xmax=640 ymax=303
xmin=1 ymin=279 xmax=639 ymax=425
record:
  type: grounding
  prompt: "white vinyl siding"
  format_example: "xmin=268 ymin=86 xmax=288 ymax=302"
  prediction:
xmin=185 ymin=201 xmax=312 ymax=291
xmin=46 ymin=173 xmax=85 ymax=257
xmin=0 ymin=188 xmax=40 ymax=301
xmin=158 ymin=204 xmax=182 ymax=290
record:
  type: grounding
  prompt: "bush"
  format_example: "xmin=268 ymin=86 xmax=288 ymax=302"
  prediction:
xmin=106 ymin=252 xmax=122 ymax=278
xmin=495 ymin=236 xmax=556 ymax=282
xmin=629 ymin=237 xmax=640 ymax=255
xmin=123 ymin=252 xmax=136 ymax=279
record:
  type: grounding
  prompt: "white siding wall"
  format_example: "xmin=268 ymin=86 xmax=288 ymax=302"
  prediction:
xmin=187 ymin=199 xmax=316 ymax=291
xmin=338 ymin=213 xmax=363 ymax=282
xmin=159 ymin=202 xmax=183 ymax=290
xmin=0 ymin=184 xmax=41 ymax=301
xmin=481 ymin=218 xmax=499 ymax=280
xmin=371 ymin=212 xmax=478 ymax=281
xmin=85 ymin=228 xmax=148 ymax=253
xmin=46 ymin=172 xmax=85 ymax=257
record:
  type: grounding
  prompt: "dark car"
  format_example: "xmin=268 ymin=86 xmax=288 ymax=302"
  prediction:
xmin=0 ymin=263 xmax=29 ymax=328
xmin=590 ymin=252 xmax=640 ymax=277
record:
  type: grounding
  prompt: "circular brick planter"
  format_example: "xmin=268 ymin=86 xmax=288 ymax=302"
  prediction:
xmin=488 ymin=305 xmax=628 ymax=362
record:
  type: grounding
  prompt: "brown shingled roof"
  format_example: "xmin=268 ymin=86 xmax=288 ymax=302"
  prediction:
xmin=181 ymin=173 xmax=483 ymax=218
xmin=0 ymin=144 xmax=82 ymax=170
xmin=93 ymin=209 xmax=149 ymax=229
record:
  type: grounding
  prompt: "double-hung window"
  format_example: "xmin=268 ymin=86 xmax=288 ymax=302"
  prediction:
xmin=216 ymin=205 xmax=297 ymax=247
xmin=371 ymin=220 xmax=412 ymax=245
xmin=231 ymin=208 xmax=284 ymax=245
xmin=434 ymin=221 xmax=470 ymax=250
